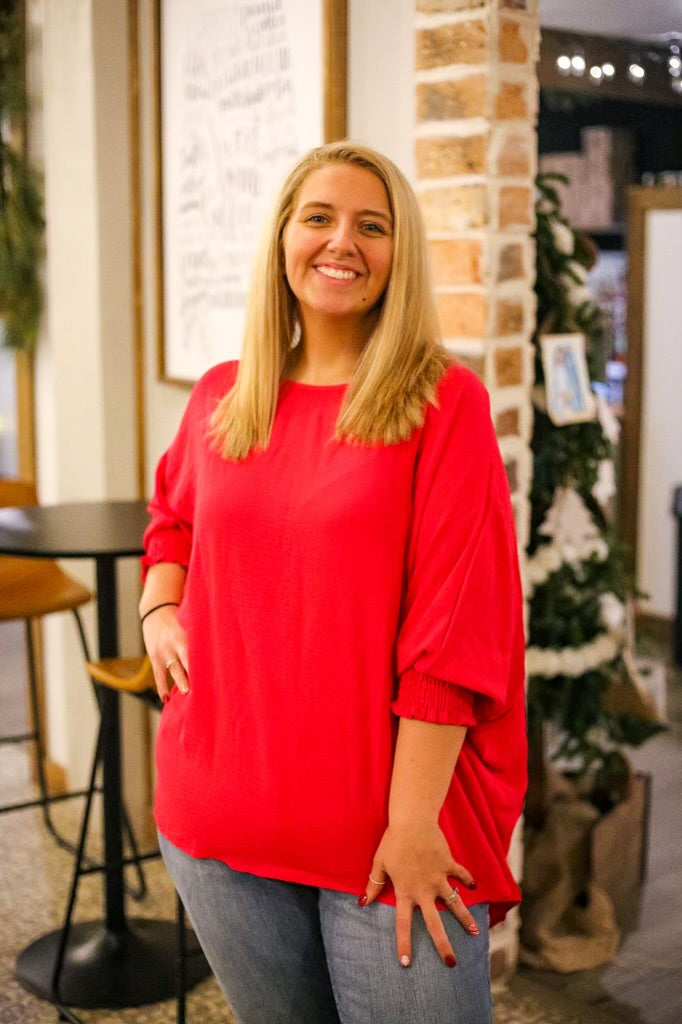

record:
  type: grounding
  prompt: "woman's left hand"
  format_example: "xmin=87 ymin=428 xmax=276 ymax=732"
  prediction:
xmin=360 ymin=821 xmax=479 ymax=969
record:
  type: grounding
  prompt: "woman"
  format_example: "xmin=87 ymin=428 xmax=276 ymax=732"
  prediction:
xmin=140 ymin=141 xmax=526 ymax=1024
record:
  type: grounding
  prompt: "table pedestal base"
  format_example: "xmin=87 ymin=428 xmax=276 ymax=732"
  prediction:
xmin=16 ymin=918 xmax=211 ymax=1009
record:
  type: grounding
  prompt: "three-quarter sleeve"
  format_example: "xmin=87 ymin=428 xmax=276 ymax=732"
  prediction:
xmin=141 ymin=364 xmax=229 ymax=577
xmin=141 ymin=446 xmax=195 ymax=576
xmin=392 ymin=365 xmax=524 ymax=725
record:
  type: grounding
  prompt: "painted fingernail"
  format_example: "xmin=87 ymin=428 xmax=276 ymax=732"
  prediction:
xmin=358 ymin=894 xmax=368 ymax=907
xmin=162 ymin=694 xmax=169 ymax=704
xmin=400 ymin=955 xmax=411 ymax=968
xmin=444 ymin=954 xmax=457 ymax=968
xmin=467 ymin=881 xmax=478 ymax=890
xmin=468 ymin=923 xmax=480 ymax=935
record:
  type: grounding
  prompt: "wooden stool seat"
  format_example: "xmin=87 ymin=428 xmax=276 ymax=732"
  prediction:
xmin=86 ymin=655 xmax=154 ymax=693
xmin=0 ymin=557 xmax=91 ymax=621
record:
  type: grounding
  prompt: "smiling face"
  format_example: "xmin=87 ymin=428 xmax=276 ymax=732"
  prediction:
xmin=282 ymin=163 xmax=394 ymax=339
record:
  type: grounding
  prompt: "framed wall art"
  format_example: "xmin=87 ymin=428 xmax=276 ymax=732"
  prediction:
xmin=153 ymin=0 xmax=347 ymax=384
xmin=540 ymin=332 xmax=596 ymax=426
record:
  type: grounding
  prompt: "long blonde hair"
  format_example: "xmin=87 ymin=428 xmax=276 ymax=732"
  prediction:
xmin=211 ymin=141 xmax=450 ymax=459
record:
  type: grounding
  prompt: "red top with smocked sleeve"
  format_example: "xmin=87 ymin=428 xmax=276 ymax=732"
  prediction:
xmin=143 ymin=360 xmax=527 ymax=926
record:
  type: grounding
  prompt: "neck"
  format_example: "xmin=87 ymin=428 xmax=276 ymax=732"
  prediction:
xmin=287 ymin=312 xmax=374 ymax=385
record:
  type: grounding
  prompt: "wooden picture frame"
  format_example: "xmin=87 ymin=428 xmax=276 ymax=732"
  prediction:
xmin=153 ymin=0 xmax=347 ymax=385
xmin=622 ymin=185 xmax=682 ymax=580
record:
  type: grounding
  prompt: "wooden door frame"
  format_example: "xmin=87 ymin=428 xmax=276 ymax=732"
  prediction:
xmin=622 ymin=186 xmax=682 ymax=575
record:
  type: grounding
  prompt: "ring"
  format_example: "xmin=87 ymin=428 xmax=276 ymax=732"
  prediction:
xmin=369 ymin=874 xmax=386 ymax=885
xmin=165 ymin=658 xmax=177 ymax=670
xmin=445 ymin=887 xmax=459 ymax=902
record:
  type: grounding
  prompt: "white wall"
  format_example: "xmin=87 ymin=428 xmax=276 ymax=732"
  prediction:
xmin=638 ymin=208 xmax=682 ymax=618
xmin=29 ymin=0 xmax=140 ymax=785
xmin=348 ymin=0 xmax=415 ymax=181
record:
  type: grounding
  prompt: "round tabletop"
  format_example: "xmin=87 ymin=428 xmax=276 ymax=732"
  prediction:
xmin=0 ymin=499 xmax=150 ymax=560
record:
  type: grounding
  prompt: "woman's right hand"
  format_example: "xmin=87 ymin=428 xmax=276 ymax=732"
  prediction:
xmin=142 ymin=605 xmax=190 ymax=702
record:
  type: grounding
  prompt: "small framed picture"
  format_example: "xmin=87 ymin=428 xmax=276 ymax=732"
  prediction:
xmin=540 ymin=333 xmax=596 ymax=426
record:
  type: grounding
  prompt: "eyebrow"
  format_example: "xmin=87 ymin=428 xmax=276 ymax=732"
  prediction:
xmin=298 ymin=201 xmax=393 ymax=225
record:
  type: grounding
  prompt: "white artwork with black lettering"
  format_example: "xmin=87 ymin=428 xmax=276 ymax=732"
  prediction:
xmin=160 ymin=0 xmax=325 ymax=381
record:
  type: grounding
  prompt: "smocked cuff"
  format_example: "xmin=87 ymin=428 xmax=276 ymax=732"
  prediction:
xmin=141 ymin=534 xmax=190 ymax=580
xmin=391 ymin=669 xmax=477 ymax=726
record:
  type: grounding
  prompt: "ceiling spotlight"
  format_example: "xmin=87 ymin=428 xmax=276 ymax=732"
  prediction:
xmin=601 ymin=62 xmax=615 ymax=78
xmin=590 ymin=65 xmax=603 ymax=82
xmin=627 ymin=62 xmax=646 ymax=83
xmin=669 ymin=54 xmax=682 ymax=75
xmin=571 ymin=53 xmax=586 ymax=75
xmin=556 ymin=54 xmax=572 ymax=74
xmin=672 ymin=77 xmax=682 ymax=93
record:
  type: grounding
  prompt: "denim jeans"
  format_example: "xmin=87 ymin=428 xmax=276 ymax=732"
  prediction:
xmin=160 ymin=833 xmax=493 ymax=1024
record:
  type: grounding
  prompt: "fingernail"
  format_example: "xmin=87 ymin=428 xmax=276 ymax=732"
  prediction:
xmin=468 ymin=923 xmax=480 ymax=935
xmin=358 ymin=894 xmax=368 ymax=907
xmin=444 ymin=954 xmax=457 ymax=968
xmin=467 ymin=881 xmax=478 ymax=890
xmin=400 ymin=955 xmax=411 ymax=968
xmin=179 ymin=684 xmax=189 ymax=695
xmin=162 ymin=694 xmax=169 ymax=704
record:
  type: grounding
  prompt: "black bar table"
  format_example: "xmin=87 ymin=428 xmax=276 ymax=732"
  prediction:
xmin=0 ymin=500 xmax=208 ymax=1009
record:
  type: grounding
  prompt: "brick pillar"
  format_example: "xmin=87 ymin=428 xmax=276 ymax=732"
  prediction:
xmin=415 ymin=0 xmax=539 ymax=979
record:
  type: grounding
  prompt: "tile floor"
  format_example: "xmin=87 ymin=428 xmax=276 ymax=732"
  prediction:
xmin=1 ymin=622 xmax=680 ymax=1023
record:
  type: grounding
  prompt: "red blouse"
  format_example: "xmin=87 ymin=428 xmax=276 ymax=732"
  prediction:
xmin=143 ymin=360 xmax=527 ymax=926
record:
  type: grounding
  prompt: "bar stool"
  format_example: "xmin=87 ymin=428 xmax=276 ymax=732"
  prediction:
xmin=0 ymin=478 xmax=94 ymax=845
xmin=82 ymin=654 xmax=209 ymax=1023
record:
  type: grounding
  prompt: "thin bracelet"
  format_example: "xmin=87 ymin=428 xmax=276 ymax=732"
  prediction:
xmin=140 ymin=601 xmax=179 ymax=627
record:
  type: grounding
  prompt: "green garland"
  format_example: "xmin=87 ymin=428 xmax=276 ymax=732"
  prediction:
xmin=0 ymin=7 xmax=44 ymax=352
xmin=528 ymin=173 xmax=661 ymax=786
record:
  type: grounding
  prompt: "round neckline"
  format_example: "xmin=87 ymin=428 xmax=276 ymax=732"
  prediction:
xmin=282 ymin=378 xmax=349 ymax=392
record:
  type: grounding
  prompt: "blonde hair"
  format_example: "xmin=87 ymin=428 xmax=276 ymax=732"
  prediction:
xmin=211 ymin=141 xmax=450 ymax=459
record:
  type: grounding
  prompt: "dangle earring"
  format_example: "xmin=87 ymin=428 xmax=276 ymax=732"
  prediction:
xmin=290 ymin=320 xmax=302 ymax=349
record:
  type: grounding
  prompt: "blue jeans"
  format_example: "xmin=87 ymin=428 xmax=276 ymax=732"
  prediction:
xmin=159 ymin=833 xmax=493 ymax=1024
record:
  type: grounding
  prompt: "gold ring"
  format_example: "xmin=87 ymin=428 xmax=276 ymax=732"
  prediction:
xmin=445 ymin=887 xmax=459 ymax=902
xmin=165 ymin=658 xmax=177 ymax=671
xmin=369 ymin=874 xmax=386 ymax=885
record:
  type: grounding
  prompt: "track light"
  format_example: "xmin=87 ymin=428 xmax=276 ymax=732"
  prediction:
xmin=627 ymin=61 xmax=646 ymax=83
xmin=571 ymin=53 xmax=586 ymax=75
xmin=551 ymin=38 xmax=682 ymax=93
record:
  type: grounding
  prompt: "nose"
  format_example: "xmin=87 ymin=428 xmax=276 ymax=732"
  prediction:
xmin=326 ymin=218 xmax=356 ymax=256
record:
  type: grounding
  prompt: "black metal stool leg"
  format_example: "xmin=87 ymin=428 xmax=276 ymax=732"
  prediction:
xmin=121 ymin=804 xmax=149 ymax=900
xmin=71 ymin=608 xmax=148 ymax=901
xmin=48 ymin=719 xmax=103 ymax=1024
xmin=24 ymin=618 xmax=73 ymax=849
xmin=7 ymin=614 xmax=146 ymax=905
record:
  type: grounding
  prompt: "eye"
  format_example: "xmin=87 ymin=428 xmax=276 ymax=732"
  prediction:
xmin=304 ymin=214 xmax=329 ymax=225
xmin=361 ymin=221 xmax=389 ymax=235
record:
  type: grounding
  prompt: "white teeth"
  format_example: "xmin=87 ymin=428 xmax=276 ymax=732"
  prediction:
xmin=317 ymin=265 xmax=357 ymax=280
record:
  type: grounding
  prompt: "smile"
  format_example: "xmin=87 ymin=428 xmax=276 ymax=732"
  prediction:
xmin=315 ymin=265 xmax=359 ymax=281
